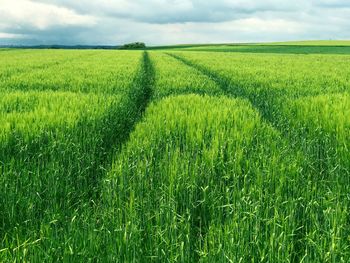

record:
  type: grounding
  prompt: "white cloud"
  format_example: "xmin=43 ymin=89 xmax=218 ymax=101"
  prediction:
xmin=0 ymin=0 xmax=96 ymax=30
xmin=130 ymin=18 xmax=304 ymax=45
xmin=219 ymin=18 xmax=302 ymax=34
xmin=0 ymin=0 xmax=349 ymax=45
xmin=33 ymin=0 xmax=306 ymax=24
xmin=0 ymin=32 xmax=26 ymax=38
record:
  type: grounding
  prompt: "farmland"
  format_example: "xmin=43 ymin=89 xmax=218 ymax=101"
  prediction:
xmin=0 ymin=46 xmax=349 ymax=262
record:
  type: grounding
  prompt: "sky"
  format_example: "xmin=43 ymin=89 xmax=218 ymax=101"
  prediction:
xmin=0 ymin=0 xmax=349 ymax=46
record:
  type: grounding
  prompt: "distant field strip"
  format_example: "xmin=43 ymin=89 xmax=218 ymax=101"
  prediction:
xmin=171 ymin=45 xmax=350 ymax=55
xmin=264 ymin=40 xmax=350 ymax=46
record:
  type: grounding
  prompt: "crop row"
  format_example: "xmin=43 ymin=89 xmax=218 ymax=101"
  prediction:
xmin=0 ymin=51 xmax=152 ymax=261
xmin=150 ymin=52 xmax=221 ymax=99
xmin=99 ymin=94 xmax=306 ymax=262
xmin=0 ymin=50 xmax=95 ymax=81
xmin=1 ymin=50 xmax=141 ymax=94
xmin=172 ymin=51 xmax=350 ymax=176
xmin=97 ymin=93 xmax=349 ymax=262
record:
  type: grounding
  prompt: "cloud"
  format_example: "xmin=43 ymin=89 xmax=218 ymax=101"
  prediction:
xmin=313 ymin=0 xmax=350 ymax=8
xmin=0 ymin=0 xmax=349 ymax=45
xmin=0 ymin=0 xmax=97 ymax=45
xmin=0 ymin=0 xmax=96 ymax=30
xmin=0 ymin=32 xmax=25 ymax=39
xmin=35 ymin=0 xmax=305 ymax=24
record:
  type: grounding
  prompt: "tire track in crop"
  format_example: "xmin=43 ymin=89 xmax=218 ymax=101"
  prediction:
xmin=167 ymin=53 xmax=304 ymax=146
xmin=57 ymin=51 xmax=155 ymax=260
xmin=170 ymin=52 xmax=350 ymax=262
xmin=0 ymin=52 xmax=155 ymax=256
xmin=166 ymin=52 xmax=318 ymax=262
xmin=112 ymin=51 xmax=154 ymax=148
xmin=78 ymin=51 xmax=155 ymax=202
xmin=166 ymin=53 xmax=233 ymax=94
xmin=166 ymin=53 xmax=306 ymax=156
xmin=166 ymin=52 xmax=282 ymax=123
xmin=166 ymin=53 xmax=345 ymax=171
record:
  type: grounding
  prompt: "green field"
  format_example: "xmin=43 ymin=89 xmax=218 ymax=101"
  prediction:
xmin=148 ymin=40 xmax=350 ymax=54
xmin=264 ymin=40 xmax=350 ymax=46
xmin=0 ymin=46 xmax=349 ymax=262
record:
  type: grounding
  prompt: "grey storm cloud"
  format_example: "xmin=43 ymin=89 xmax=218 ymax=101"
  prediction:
xmin=313 ymin=0 xmax=350 ymax=8
xmin=0 ymin=0 xmax=349 ymax=45
xmin=34 ymin=0 xmax=307 ymax=23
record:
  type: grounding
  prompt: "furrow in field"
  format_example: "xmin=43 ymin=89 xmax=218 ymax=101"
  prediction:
xmin=96 ymin=94 xmax=347 ymax=262
xmin=166 ymin=52 xmax=350 ymax=262
xmin=168 ymin=52 xmax=350 ymax=98
xmin=168 ymin=52 xmax=350 ymax=177
xmin=149 ymin=52 xmax=221 ymax=99
xmin=0 ymin=51 xmax=154 ymax=262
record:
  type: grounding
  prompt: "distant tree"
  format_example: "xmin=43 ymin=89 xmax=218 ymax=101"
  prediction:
xmin=120 ymin=42 xmax=146 ymax=49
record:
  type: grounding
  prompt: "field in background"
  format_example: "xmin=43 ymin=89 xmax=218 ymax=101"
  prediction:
xmin=148 ymin=40 xmax=350 ymax=54
xmin=263 ymin=40 xmax=350 ymax=46
xmin=0 ymin=44 xmax=349 ymax=262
